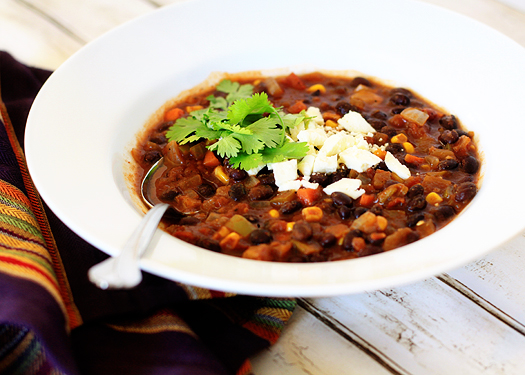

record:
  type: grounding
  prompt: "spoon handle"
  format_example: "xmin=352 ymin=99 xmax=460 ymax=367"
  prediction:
xmin=88 ymin=203 xmax=170 ymax=289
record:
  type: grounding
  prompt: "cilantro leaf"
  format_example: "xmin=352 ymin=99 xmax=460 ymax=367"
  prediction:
xmin=246 ymin=116 xmax=281 ymax=148
xmin=215 ymin=80 xmax=254 ymax=105
xmin=260 ymin=140 xmax=309 ymax=164
xmin=207 ymin=134 xmax=242 ymax=157
xmin=165 ymin=117 xmax=203 ymax=144
xmin=229 ymin=153 xmax=264 ymax=171
xmin=227 ymin=92 xmax=274 ymax=125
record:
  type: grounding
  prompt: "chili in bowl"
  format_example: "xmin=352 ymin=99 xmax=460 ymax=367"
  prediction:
xmin=131 ymin=70 xmax=481 ymax=263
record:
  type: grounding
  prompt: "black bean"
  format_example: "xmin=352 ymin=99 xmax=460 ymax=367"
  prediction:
xmin=370 ymin=109 xmax=388 ymax=120
xmin=143 ymin=151 xmax=162 ymax=163
xmin=407 ymin=195 xmax=427 ymax=212
xmin=462 ymin=156 xmax=480 ymax=174
xmin=370 ymin=205 xmax=383 ymax=216
xmin=433 ymin=205 xmax=455 ymax=222
xmin=358 ymin=245 xmax=383 ymax=257
xmin=179 ymin=216 xmax=200 ymax=226
xmin=249 ymin=229 xmax=272 ymax=245
xmin=229 ymin=168 xmax=247 ymax=181
xmin=438 ymin=130 xmax=459 ymax=144
xmin=381 ymin=126 xmax=397 ymax=138
xmin=248 ymin=184 xmax=274 ymax=201
xmin=342 ymin=229 xmax=363 ymax=250
xmin=368 ymin=118 xmax=387 ymax=131
xmin=407 ymin=212 xmax=425 ymax=227
xmin=280 ymin=200 xmax=303 ymax=215
xmin=337 ymin=205 xmax=354 ymax=220
xmin=335 ymin=101 xmax=358 ymax=116
xmin=229 ymin=183 xmax=246 ymax=201
xmin=455 ymin=182 xmax=477 ymax=202
xmin=389 ymin=93 xmax=411 ymax=106
xmin=390 ymin=107 xmax=405 ymax=115
xmin=292 ymin=221 xmax=313 ymax=241
xmin=390 ymin=87 xmax=413 ymax=97
xmin=386 ymin=143 xmax=404 ymax=155
xmin=438 ymin=159 xmax=459 ymax=171
xmin=196 ymin=183 xmax=216 ymax=198
xmin=374 ymin=161 xmax=389 ymax=171
xmin=319 ymin=233 xmax=336 ymax=248
xmin=149 ymin=133 xmax=167 ymax=144
xmin=351 ymin=77 xmax=372 ymax=87
xmin=439 ymin=115 xmax=457 ymax=130
xmin=243 ymin=214 xmax=259 ymax=223
xmin=331 ymin=192 xmax=353 ymax=207
xmin=456 ymin=129 xmax=469 ymax=137
xmin=407 ymin=184 xmax=424 ymax=198
xmin=257 ymin=173 xmax=275 ymax=186
xmin=198 ymin=238 xmax=221 ymax=252
xmin=309 ymin=173 xmax=331 ymax=187
xmin=330 ymin=168 xmax=349 ymax=184
xmin=354 ymin=207 xmax=368 ymax=218
xmin=159 ymin=189 xmax=179 ymax=201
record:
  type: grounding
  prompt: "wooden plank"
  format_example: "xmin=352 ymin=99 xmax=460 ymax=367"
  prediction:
xmin=0 ymin=0 xmax=83 ymax=69
xmin=18 ymin=0 xmax=156 ymax=42
xmin=305 ymin=278 xmax=525 ymax=375
xmin=251 ymin=305 xmax=398 ymax=375
xmin=447 ymin=232 xmax=525 ymax=327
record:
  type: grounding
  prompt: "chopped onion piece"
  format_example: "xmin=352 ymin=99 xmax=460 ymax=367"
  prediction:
xmin=401 ymin=107 xmax=429 ymax=126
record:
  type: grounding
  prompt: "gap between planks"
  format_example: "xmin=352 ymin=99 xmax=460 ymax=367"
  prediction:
xmin=298 ymin=274 xmax=525 ymax=375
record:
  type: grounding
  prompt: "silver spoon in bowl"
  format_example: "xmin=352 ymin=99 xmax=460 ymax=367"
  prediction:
xmin=88 ymin=158 xmax=169 ymax=289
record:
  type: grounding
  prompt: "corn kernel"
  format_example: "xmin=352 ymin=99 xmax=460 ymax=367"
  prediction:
xmin=391 ymin=133 xmax=408 ymax=144
xmin=426 ymin=192 xmax=443 ymax=205
xmin=286 ymin=222 xmax=295 ymax=232
xmin=325 ymin=119 xmax=338 ymax=128
xmin=307 ymin=84 xmax=326 ymax=93
xmin=219 ymin=232 xmax=241 ymax=251
xmin=269 ymin=209 xmax=280 ymax=218
xmin=376 ymin=216 xmax=388 ymax=231
xmin=214 ymin=166 xmax=230 ymax=185
xmin=302 ymin=207 xmax=323 ymax=222
xmin=403 ymin=142 xmax=415 ymax=154
xmin=253 ymin=79 xmax=261 ymax=86
xmin=185 ymin=105 xmax=203 ymax=113
xmin=212 ymin=226 xmax=231 ymax=241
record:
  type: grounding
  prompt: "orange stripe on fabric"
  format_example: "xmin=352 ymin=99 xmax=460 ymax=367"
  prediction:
xmin=0 ymin=102 xmax=82 ymax=329
xmin=242 ymin=321 xmax=280 ymax=344
xmin=235 ymin=359 xmax=253 ymax=375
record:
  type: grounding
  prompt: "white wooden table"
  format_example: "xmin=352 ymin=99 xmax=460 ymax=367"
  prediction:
xmin=3 ymin=0 xmax=525 ymax=373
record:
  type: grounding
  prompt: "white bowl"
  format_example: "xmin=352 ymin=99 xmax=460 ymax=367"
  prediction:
xmin=25 ymin=0 xmax=525 ymax=297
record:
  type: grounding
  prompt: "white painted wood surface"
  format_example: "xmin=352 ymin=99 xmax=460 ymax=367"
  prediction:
xmin=2 ymin=0 xmax=525 ymax=374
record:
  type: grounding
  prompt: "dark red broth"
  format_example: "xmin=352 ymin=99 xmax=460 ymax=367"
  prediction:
xmin=132 ymin=72 xmax=481 ymax=262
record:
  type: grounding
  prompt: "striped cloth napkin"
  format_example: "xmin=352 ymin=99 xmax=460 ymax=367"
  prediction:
xmin=0 ymin=51 xmax=295 ymax=375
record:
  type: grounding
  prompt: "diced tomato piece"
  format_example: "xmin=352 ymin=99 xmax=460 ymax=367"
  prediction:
xmin=359 ymin=193 xmax=375 ymax=208
xmin=288 ymin=100 xmax=308 ymax=114
xmin=164 ymin=108 xmax=184 ymax=122
xmin=282 ymin=72 xmax=306 ymax=90
xmin=203 ymin=150 xmax=220 ymax=168
xmin=297 ymin=188 xmax=321 ymax=206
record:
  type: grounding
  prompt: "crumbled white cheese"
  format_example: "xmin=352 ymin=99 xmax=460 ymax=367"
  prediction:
xmin=306 ymin=106 xmax=325 ymax=126
xmin=301 ymin=180 xmax=319 ymax=190
xmin=318 ymin=133 xmax=356 ymax=157
xmin=278 ymin=180 xmax=303 ymax=192
xmin=339 ymin=147 xmax=382 ymax=173
xmin=298 ymin=154 xmax=316 ymax=178
xmin=338 ymin=111 xmax=376 ymax=134
xmin=271 ymin=159 xmax=298 ymax=187
xmin=297 ymin=128 xmax=328 ymax=147
xmin=313 ymin=154 xmax=338 ymax=174
xmin=323 ymin=178 xmax=365 ymax=199
xmin=385 ymin=151 xmax=411 ymax=179
xmin=247 ymin=165 xmax=264 ymax=176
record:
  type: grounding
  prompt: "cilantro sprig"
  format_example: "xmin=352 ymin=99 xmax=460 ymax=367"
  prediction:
xmin=166 ymin=79 xmax=309 ymax=171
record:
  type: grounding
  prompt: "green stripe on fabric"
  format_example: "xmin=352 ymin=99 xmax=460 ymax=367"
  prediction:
xmin=0 ymin=194 xmax=33 ymax=215
xmin=0 ymin=214 xmax=43 ymax=240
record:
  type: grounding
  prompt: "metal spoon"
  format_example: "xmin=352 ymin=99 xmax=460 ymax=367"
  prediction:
xmin=88 ymin=158 xmax=169 ymax=289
